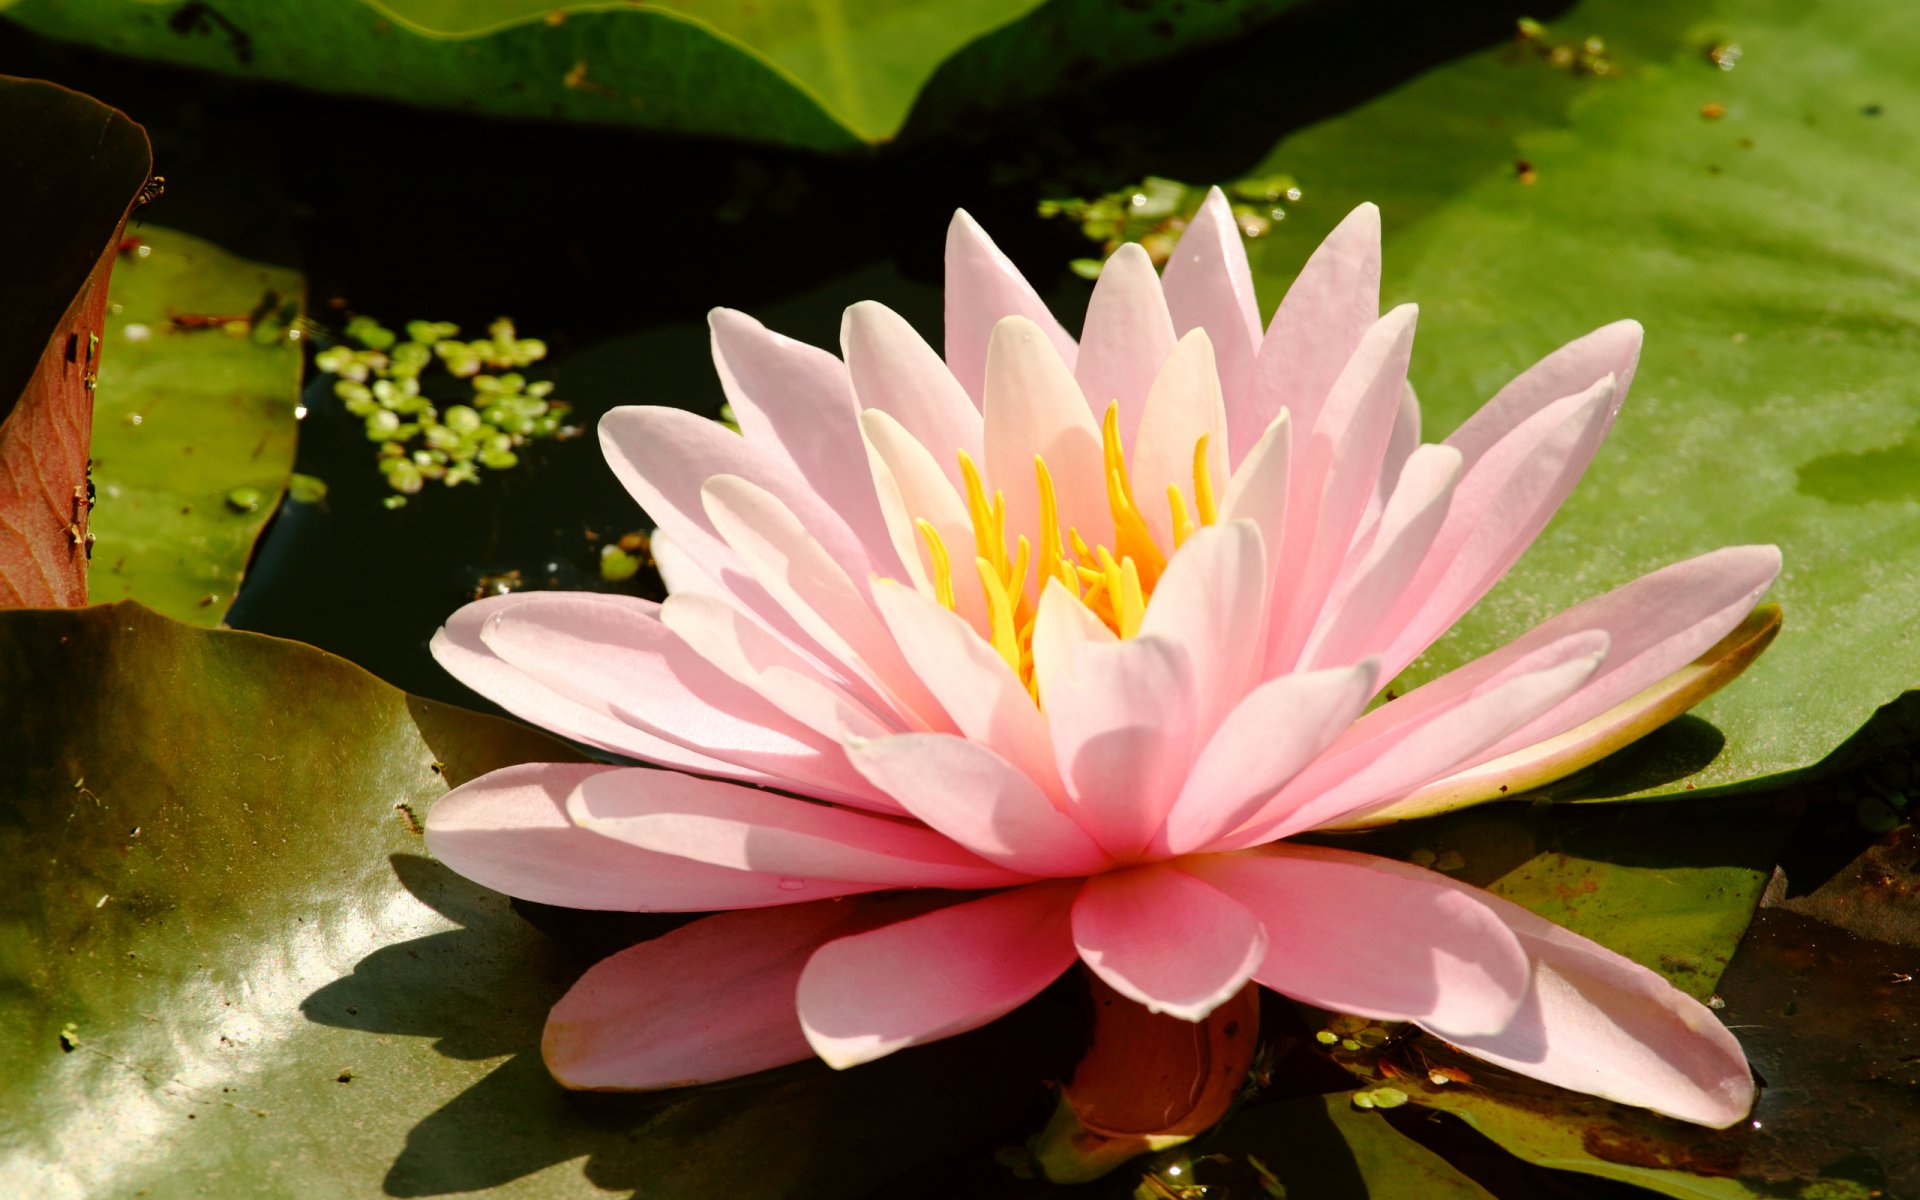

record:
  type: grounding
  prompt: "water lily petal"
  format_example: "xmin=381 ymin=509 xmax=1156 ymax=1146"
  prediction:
xmin=1071 ymin=863 xmax=1266 ymax=1021
xmin=1186 ymin=844 xmax=1529 ymax=1037
xmin=858 ymin=407 xmax=990 ymax=632
xmin=568 ymin=767 xmax=1027 ymax=891
xmin=1240 ymin=202 xmax=1381 ymax=466
xmin=1030 ymin=575 xmax=1116 ymax=711
xmin=798 ymin=879 xmax=1081 ymax=1068
xmin=1137 ymin=519 xmax=1268 ymax=735
xmin=1076 ymin=241 xmax=1177 ymax=443
xmin=845 ymin=733 xmax=1109 ymax=875
xmin=1160 ymin=187 xmax=1260 ymax=430
xmin=1441 ymin=883 xmax=1754 ymax=1127
xmin=710 ymin=308 xmax=902 ymax=578
xmin=983 ymin=315 xmax=1110 ymax=557
xmin=1130 ymin=328 xmax=1231 ymax=551
xmin=843 ymin=300 xmax=983 ymax=488
xmin=946 ymin=210 xmax=1077 ymax=404
xmin=426 ymin=763 xmax=880 ymax=911
xmin=545 ymin=898 xmax=924 ymax=1090
xmin=1217 ymin=409 xmax=1292 ymax=568
xmin=1046 ymin=634 xmax=1198 ymax=858
xmin=1445 ymin=319 xmax=1641 ymax=470
xmin=1158 ymin=661 xmax=1379 ymax=856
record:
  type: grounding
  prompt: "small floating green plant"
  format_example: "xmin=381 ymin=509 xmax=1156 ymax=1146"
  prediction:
xmin=313 ymin=315 xmax=579 ymax=507
xmin=1039 ymin=173 xmax=1300 ymax=279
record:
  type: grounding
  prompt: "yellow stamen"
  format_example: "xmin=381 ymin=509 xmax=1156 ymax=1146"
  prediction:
xmin=1008 ymin=534 xmax=1032 ymax=608
xmin=976 ymin=556 xmax=1021 ymax=675
xmin=1168 ymin=484 xmax=1196 ymax=549
xmin=1192 ymin=433 xmax=1218 ymax=527
xmin=1101 ymin=403 xmax=1166 ymax=585
xmin=1035 ymin=456 xmax=1070 ymax=592
xmin=957 ymin=451 xmax=1009 ymax=578
xmin=1115 ymin=556 xmax=1146 ymax=638
xmin=915 ymin=518 xmax=956 ymax=611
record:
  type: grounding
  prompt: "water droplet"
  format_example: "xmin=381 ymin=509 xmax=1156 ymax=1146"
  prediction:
xmin=777 ymin=877 xmax=806 ymax=891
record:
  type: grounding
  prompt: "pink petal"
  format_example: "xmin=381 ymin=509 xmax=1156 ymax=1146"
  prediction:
xmin=1241 ymin=631 xmax=1608 ymax=841
xmin=1263 ymin=305 xmax=1419 ymax=675
xmin=545 ymin=899 xmax=903 ymax=1090
xmin=710 ymin=308 xmax=902 ymax=578
xmin=702 ymin=474 xmax=950 ymax=731
xmin=945 ymin=210 xmax=1076 ymax=405
xmin=1378 ymin=375 xmax=1618 ymax=675
xmin=1137 ymin=519 xmax=1268 ymax=736
xmin=1445 ymin=319 xmax=1642 ymax=471
xmin=1299 ymin=443 xmax=1462 ymax=671
xmin=1160 ymin=187 xmax=1261 ymax=436
xmin=797 ymin=879 xmax=1081 ymax=1068
xmin=1441 ymin=888 xmax=1754 ymax=1127
xmin=1071 ymin=863 xmax=1266 ymax=1020
xmin=433 ymin=592 xmax=751 ymax=778
xmin=1361 ymin=381 xmax=1422 ymax=534
xmin=1157 ymin=662 xmax=1380 ymax=856
xmin=425 ymin=763 xmax=879 ymax=910
xmin=568 ymin=767 xmax=1028 ymax=891
xmin=1075 ymin=241 xmax=1177 ymax=443
xmin=658 ymin=591 xmax=896 ymax=742
xmin=870 ymin=579 xmax=1061 ymax=793
xmin=983 ymin=315 xmax=1110 ymax=561
xmin=1186 ymin=844 xmax=1529 ymax=1037
xmin=1240 ymin=203 xmax=1381 ymax=467
xmin=1046 ymin=635 xmax=1198 ymax=858
xmin=1130 ymin=329 xmax=1232 ymax=551
xmin=1029 ymin=576 xmax=1116 ymax=711
xmin=844 ymin=733 xmax=1109 ymax=876
xmin=475 ymin=591 xmax=885 ymax=806
xmin=858 ymin=408 xmax=990 ymax=632
xmin=842 ymin=300 xmax=983 ymax=489
xmin=1217 ymin=409 xmax=1292 ymax=569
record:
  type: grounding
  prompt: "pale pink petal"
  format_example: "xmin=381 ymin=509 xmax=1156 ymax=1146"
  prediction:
xmin=426 ymin=763 xmax=880 ymax=911
xmin=1217 ymin=409 xmax=1292 ymax=568
xmin=1263 ymin=305 xmax=1419 ymax=675
xmin=1160 ymin=187 xmax=1260 ymax=433
xmin=946 ymin=210 xmax=1077 ymax=405
xmin=431 ymin=593 xmax=755 ymax=779
xmin=1186 ymin=844 xmax=1529 ymax=1037
xmin=544 ymin=902 xmax=855 ymax=1089
xmin=710 ymin=308 xmax=902 ymax=577
xmin=1075 ymin=241 xmax=1176 ymax=443
xmin=1442 ymin=887 xmax=1754 ymax=1127
xmin=1360 ymin=381 xmax=1423 ymax=535
xmin=1445 ymin=319 xmax=1642 ymax=470
xmin=1240 ymin=203 xmax=1381 ymax=466
xmin=870 ymin=579 xmax=1061 ymax=793
xmin=1136 ymin=519 xmax=1268 ymax=735
xmin=648 ymin=532 xmax=710 ymax=597
xmin=1130 ymin=328 xmax=1231 ymax=551
xmin=568 ymin=767 xmax=1028 ymax=891
xmin=858 ymin=408 xmax=989 ymax=632
xmin=476 ymin=591 xmax=887 ymax=806
xmin=1046 ymin=635 xmax=1198 ymax=858
xmin=1157 ymin=662 xmax=1380 ymax=856
xmin=702 ymin=474 xmax=951 ymax=731
xmin=1242 ymin=632 xmax=1608 ymax=841
xmin=1071 ymin=863 xmax=1266 ymax=1020
xmin=1029 ymin=576 xmax=1116 ymax=711
xmin=843 ymin=300 xmax=983 ymax=489
xmin=599 ymin=405 xmax=872 ymax=582
xmin=659 ymin=592 xmax=896 ymax=743
xmin=983 ymin=315 xmax=1109 ymax=560
xmin=798 ymin=879 xmax=1081 ymax=1068
xmin=1299 ymin=443 xmax=1462 ymax=671
xmin=844 ymin=734 xmax=1109 ymax=876
xmin=1378 ymin=375 xmax=1618 ymax=675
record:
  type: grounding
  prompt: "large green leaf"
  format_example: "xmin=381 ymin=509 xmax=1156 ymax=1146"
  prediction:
xmin=0 ymin=0 xmax=1303 ymax=149
xmin=1238 ymin=0 xmax=1920 ymax=796
xmin=0 ymin=75 xmax=149 ymax=606
xmin=0 ymin=603 xmax=1076 ymax=1198
xmin=88 ymin=225 xmax=302 ymax=625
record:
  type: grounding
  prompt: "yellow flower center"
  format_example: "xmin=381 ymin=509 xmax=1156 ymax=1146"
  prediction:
xmin=914 ymin=401 xmax=1218 ymax=697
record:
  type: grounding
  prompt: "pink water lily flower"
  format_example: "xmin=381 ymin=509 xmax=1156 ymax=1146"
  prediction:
xmin=427 ymin=192 xmax=1778 ymax=1128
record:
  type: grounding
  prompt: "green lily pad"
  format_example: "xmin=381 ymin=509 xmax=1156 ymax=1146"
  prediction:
xmin=88 ymin=225 xmax=303 ymax=625
xmin=0 ymin=602 xmax=1078 ymax=1197
xmin=0 ymin=75 xmax=149 ymax=606
xmin=0 ymin=0 xmax=1303 ymax=149
xmin=1238 ymin=0 xmax=1920 ymax=797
